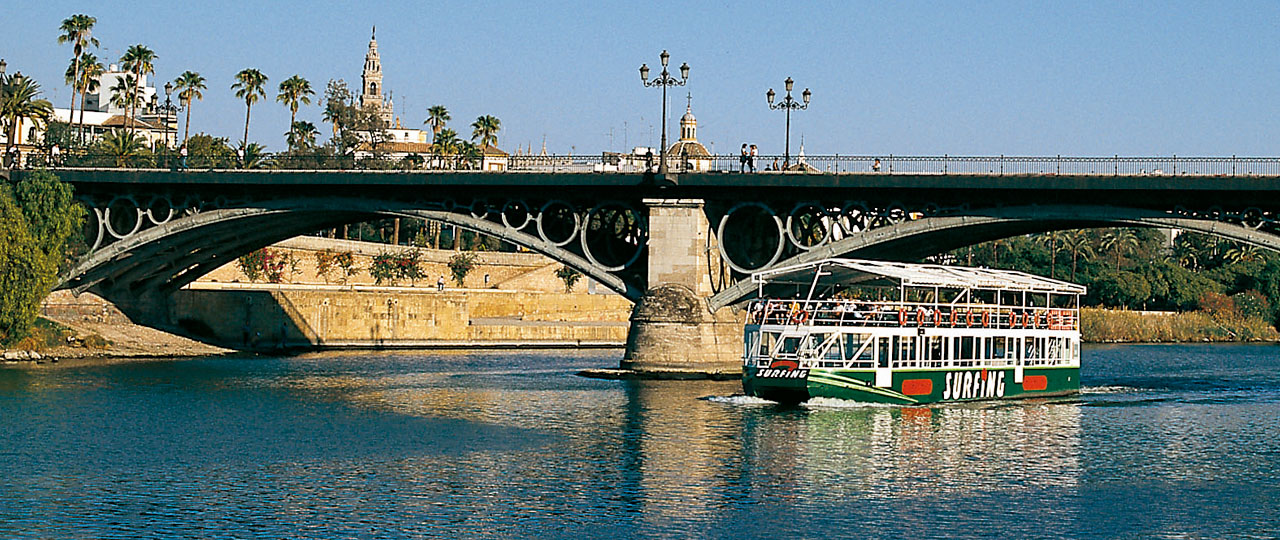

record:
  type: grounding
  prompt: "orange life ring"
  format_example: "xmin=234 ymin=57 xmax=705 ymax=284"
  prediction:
xmin=982 ymin=310 xmax=991 ymax=328
xmin=933 ymin=308 xmax=943 ymax=327
xmin=790 ymin=309 xmax=808 ymax=325
xmin=1010 ymin=311 xmax=1020 ymax=328
xmin=898 ymin=309 xmax=907 ymax=327
xmin=950 ymin=309 xmax=958 ymax=327
xmin=967 ymin=310 xmax=978 ymax=327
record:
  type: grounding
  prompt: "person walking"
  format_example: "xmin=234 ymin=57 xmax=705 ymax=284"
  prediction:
xmin=749 ymin=144 xmax=758 ymax=172
xmin=49 ymin=143 xmax=60 ymax=166
xmin=872 ymin=158 xmax=882 ymax=172
xmin=437 ymin=275 xmax=446 ymax=291
xmin=739 ymin=143 xmax=748 ymax=173
xmin=236 ymin=146 xmax=245 ymax=168
xmin=179 ymin=144 xmax=189 ymax=170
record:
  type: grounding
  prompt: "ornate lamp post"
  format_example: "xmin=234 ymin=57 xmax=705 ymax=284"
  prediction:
xmin=766 ymin=77 xmax=810 ymax=169
xmin=163 ymin=81 xmax=174 ymax=149
xmin=639 ymin=50 xmax=689 ymax=175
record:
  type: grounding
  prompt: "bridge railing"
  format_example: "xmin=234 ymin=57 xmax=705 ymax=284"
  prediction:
xmin=13 ymin=150 xmax=1280 ymax=175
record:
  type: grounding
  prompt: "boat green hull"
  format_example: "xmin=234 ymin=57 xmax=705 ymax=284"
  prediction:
xmin=743 ymin=366 xmax=1079 ymax=405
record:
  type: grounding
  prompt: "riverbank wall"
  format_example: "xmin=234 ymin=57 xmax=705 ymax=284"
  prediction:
xmin=171 ymin=284 xmax=633 ymax=350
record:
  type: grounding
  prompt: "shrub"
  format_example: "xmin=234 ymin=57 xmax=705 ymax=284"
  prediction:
xmin=555 ymin=266 xmax=582 ymax=293
xmin=369 ymin=252 xmax=399 ymax=286
xmin=1198 ymin=292 xmax=1237 ymax=320
xmin=1232 ymin=290 xmax=1271 ymax=321
xmin=237 ymin=248 xmax=299 ymax=283
xmin=0 ymin=171 xmax=84 ymax=346
xmin=448 ymin=252 xmax=477 ymax=287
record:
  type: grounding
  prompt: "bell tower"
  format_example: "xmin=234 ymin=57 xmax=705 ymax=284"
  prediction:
xmin=359 ymin=27 xmax=393 ymax=124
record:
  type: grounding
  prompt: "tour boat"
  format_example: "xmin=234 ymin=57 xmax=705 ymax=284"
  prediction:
xmin=742 ymin=258 xmax=1085 ymax=405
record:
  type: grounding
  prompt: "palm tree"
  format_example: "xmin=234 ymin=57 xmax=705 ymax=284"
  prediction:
xmin=1099 ymin=228 xmax=1139 ymax=271
xmin=286 ymin=120 xmax=317 ymax=150
xmin=231 ymin=68 xmax=268 ymax=148
xmin=456 ymin=140 xmax=482 ymax=170
xmin=109 ymin=75 xmax=140 ymax=117
xmin=98 ymin=129 xmax=147 ymax=167
xmin=470 ymin=114 xmax=501 ymax=149
xmin=1224 ymin=243 xmax=1263 ymax=264
xmin=1061 ymin=230 xmax=1095 ymax=281
xmin=74 ymin=53 xmax=104 ymax=143
xmin=432 ymin=128 xmax=460 ymax=169
xmin=2 ymin=74 xmax=55 ymax=157
xmin=425 ymin=105 xmax=449 ymax=134
xmin=242 ymin=142 xmax=269 ymax=169
xmin=119 ymin=44 xmax=157 ymax=134
xmin=276 ymin=75 xmax=314 ymax=148
xmin=57 ymin=14 xmax=98 ymax=135
xmin=172 ymin=71 xmax=206 ymax=147
xmin=1034 ymin=231 xmax=1067 ymax=278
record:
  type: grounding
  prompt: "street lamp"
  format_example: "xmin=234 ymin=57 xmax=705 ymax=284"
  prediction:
xmin=163 ymin=81 xmax=174 ymax=150
xmin=639 ymin=50 xmax=689 ymax=175
xmin=766 ymin=77 xmax=810 ymax=169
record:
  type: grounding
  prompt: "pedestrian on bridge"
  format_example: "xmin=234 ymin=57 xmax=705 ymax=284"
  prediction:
xmin=179 ymin=144 xmax=188 ymax=170
xmin=740 ymin=144 xmax=748 ymax=172
xmin=437 ymin=275 xmax=446 ymax=291
xmin=749 ymin=144 xmax=758 ymax=172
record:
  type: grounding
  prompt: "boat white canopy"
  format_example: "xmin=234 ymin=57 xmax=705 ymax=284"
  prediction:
xmin=751 ymin=258 xmax=1087 ymax=296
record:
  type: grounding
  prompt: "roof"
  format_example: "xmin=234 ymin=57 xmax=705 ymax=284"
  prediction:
xmin=99 ymin=115 xmax=164 ymax=130
xmin=355 ymin=141 xmax=508 ymax=156
xmin=752 ymin=258 xmax=1086 ymax=295
xmin=667 ymin=140 xmax=710 ymax=158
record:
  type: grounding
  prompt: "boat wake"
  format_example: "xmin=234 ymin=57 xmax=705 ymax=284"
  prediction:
xmin=1081 ymin=385 xmax=1140 ymax=395
xmin=802 ymin=397 xmax=902 ymax=409
xmin=701 ymin=394 xmax=778 ymax=406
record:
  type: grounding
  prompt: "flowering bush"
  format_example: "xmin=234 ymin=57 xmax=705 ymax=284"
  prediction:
xmin=448 ymin=252 xmax=477 ymax=287
xmin=369 ymin=249 xmax=423 ymax=286
xmin=237 ymin=248 xmax=300 ymax=283
xmin=315 ymin=249 xmax=358 ymax=284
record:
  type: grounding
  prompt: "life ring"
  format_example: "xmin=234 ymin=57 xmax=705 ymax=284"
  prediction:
xmin=982 ymin=310 xmax=991 ymax=328
xmin=898 ymin=309 xmax=907 ymax=327
xmin=967 ymin=310 xmax=978 ymax=327
xmin=950 ymin=309 xmax=958 ymax=327
xmin=933 ymin=308 xmax=943 ymax=327
xmin=1010 ymin=311 xmax=1020 ymax=328
xmin=790 ymin=310 xmax=808 ymax=325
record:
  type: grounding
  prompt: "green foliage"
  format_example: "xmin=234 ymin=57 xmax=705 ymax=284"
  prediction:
xmin=236 ymin=249 xmax=266 ymax=282
xmin=184 ymin=133 xmax=237 ymax=168
xmin=1231 ymin=290 xmax=1270 ymax=321
xmin=448 ymin=252 xmax=477 ymax=287
xmin=0 ymin=171 xmax=84 ymax=346
xmin=555 ymin=265 xmax=582 ymax=293
xmin=368 ymin=249 xmax=425 ymax=287
xmin=1090 ymin=270 xmax=1152 ymax=309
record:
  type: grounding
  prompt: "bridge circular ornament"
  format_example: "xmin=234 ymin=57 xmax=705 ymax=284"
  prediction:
xmin=501 ymin=200 xmax=532 ymax=231
xmin=716 ymin=202 xmax=784 ymax=274
xmin=145 ymin=195 xmax=174 ymax=225
xmin=83 ymin=206 xmax=105 ymax=252
xmin=103 ymin=196 xmax=144 ymax=239
xmin=465 ymin=199 xmax=487 ymax=219
xmin=580 ymin=202 xmax=646 ymax=272
xmin=1243 ymin=207 xmax=1265 ymax=229
xmin=536 ymin=200 xmax=580 ymax=247
xmin=785 ymin=202 xmax=832 ymax=251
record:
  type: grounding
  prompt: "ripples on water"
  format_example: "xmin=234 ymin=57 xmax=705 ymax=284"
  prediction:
xmin=0 ymin=344 xmax=1277 ymax=538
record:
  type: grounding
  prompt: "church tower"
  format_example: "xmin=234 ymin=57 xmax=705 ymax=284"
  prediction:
xmin=678 ymin=95 xmax=698 ymax=142
xmin=360 ymin=27 xmax=394 ymax=125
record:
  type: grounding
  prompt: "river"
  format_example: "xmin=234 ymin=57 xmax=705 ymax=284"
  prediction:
xmin=1 ymin=344 xmax=1277 ymax=539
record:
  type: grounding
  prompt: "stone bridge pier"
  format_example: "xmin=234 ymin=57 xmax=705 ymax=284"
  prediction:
xmin=620 ymin=199 xmax=744 ymax=377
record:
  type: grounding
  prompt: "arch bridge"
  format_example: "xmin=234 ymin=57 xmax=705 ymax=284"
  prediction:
xmin=23 ymin=159 xmax=1280 ymax=373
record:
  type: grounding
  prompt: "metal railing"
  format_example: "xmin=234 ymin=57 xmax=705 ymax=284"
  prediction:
xmin=10 ymin=149 xmax=1280 ymax=176
xmin=746 ymin=299 xmax=1079 ymax=331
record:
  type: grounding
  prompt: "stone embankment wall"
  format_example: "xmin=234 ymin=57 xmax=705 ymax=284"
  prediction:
xmin=199 ymin=236 xmax=584 ymax=293
xmin=172 ymin=286 xmax=633 ymax=349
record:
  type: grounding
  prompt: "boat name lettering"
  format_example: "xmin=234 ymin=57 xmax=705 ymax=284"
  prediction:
xmin=756 ymin=369 xmax=810 ymax=379
xmin=942 ymin=371 xmax=1006 ymax=400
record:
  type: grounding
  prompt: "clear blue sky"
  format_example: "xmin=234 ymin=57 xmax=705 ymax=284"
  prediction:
xmin=4 ymin=0 xmax=1279 ymax=156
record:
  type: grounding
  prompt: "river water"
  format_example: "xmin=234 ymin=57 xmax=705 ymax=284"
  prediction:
xmin=0 ymin=344 xmax=1277 ymax=539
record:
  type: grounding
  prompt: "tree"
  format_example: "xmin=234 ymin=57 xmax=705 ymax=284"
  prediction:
xmin=1224 ymin=243 xmax=1263 ymax=264
xmin=57 ymin=14 xmax=98 ymax=139
xmin=96 ymin=129 xmax=149 ymax=167
xmin=470 ymin=114 xmax=501 ymax=148
xmin=173 ymin=70 xmax=206 ymax=147
xmin=231 ymin=68 xmax=268 ymax=148
xmin=119 ymin=44 xmax=157 ymax=135
xmin=321 ymin=79 xmax=352 ymax=137
xmin=286 ymin=121 xmax=318 ymax=151
xmin=555 ymin=266 xmax=582 ymax=293
xmin=0 ymin=170 xmax=84 ymax=345
xmin=183 ymin=133 xmax=235 ymax=168
xmin=432 ymin=128 xmax=460 ymax=169
xmin=108 ymin=75 xmax=140 ymax=121
xmin=2 ymin=74 xmax=55 ymax=158
xmin=447 ymin=252 xmax=477 ymax=287
xmin=1034 ymin=231 xmax=1067 ymax=279
xmin=1100 ymin=228 xmax=1140 ymax=271
xmin=277 ymin=75 xmax=314 ymax=147
xmin=74 ymin=54 xmax=104 ymax=143
xmin=1061 ymin=229 xmax=1095 ymax=281
xmin=425 ymin=105 xmax=449 ymax=134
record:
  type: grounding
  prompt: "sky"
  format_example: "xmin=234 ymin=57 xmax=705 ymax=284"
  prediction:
xmin=4 ymin=0 xmax=1280 ymax=156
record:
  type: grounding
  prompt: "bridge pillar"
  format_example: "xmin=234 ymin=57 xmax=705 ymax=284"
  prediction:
xmin=621 ymin=199 xmax=743 ymax=377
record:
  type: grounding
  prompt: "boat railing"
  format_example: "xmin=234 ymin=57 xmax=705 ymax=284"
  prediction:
xmin=746 ymin=299 xmax=1079 ymax=331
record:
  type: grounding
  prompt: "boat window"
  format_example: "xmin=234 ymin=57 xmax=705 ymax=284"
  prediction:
xmin=877 ymin=337 xmax=891 ymax=368
xmin=899 ymin=336 xmax=918 ymax=368
xmin=993 ymin=336 xmax=1007 ymax=361
xmin=983 ymin=337 xmax=992 ymax=362
xmin=759 ymin=332 xmax=779 ymax=356
xmin=1048 ymin=337 xmax=1062 ymax=364
xmin=779 ymin=336 xmax=801 ymax=355
xmin=927 ymin=336 xmax=945 ymax=368
xmin=842 ymin=333 xmax=867 ymax=361
xmin=955 ymin=336 xmax=976 ymax=366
